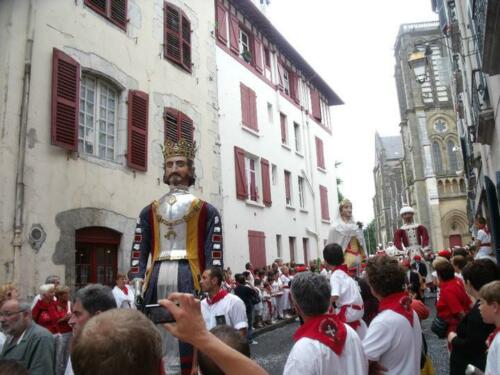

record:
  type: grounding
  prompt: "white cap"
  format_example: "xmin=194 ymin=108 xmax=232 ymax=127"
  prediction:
xmin=400 ymin=206 xmax=415 ymax=215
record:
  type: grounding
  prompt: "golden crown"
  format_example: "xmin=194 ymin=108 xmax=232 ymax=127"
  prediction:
xmin=162 ymin=139 xmax=196 ymax=160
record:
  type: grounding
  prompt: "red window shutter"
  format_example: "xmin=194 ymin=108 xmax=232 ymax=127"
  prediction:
xmin=280 ymin=113 xmax=287 ymax=143
xmin=110 ymin=0 xmax=128 ymax=30
xmin=277 ymin=61 xmax=285 ymax=91
xmin=261 ymin=158 xmax=272 ymax=206
xmin=165 ymin=4 xmax=181 ymax=64
xmin=164 ymin=108 xmax=193 ymax=143
xmin=253 ymin=37 xmax=263 ymax=73
xmin=216 ymin=1 xmax=228 ymax=43
xmin=240 ymin=83 xmax=250 ymax=128
xmin=284 ymin=171 xmax=291 ymax=202
xmin=51 ymin=48 xmax=80 ymax=151
xmin=290 ymin=72 xmax=299 ymax=104
xmin=181 ymin=13 xmax=191 ymax=71
xmin=229 ymin=14 xmax=239 ymax=55
xmin=127 ymin=90 xmax=149 ymax=171
xmin=85 ymin=0 xmax=106 ymax=16
xmin=248 ymin=231 xmax=266 ymax=269
xmin=234 ymin=146 xmax=247 ymax=200
xmin=319 ymin=185 xmax=330 ymax=220
xmin=248 ymin=87 xmax=258 ymax=130
xmin=315 ymin=137 xmax=325 ymax=169
xmin=310 ymin=87 xmax=322 ymax=121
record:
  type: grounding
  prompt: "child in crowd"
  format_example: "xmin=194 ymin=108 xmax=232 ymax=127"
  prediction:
xmin=323 ymin=243 xmax=367 ymax=339
xmin=261 ymin=281 xmax=273 ymax=325
xmin=270 ymin=271 xmax=283 ymax=320
xmin=253 ymin=279 xmax=264 ymax=328
xmin=478 ymin=280 xmax=500 ymax=375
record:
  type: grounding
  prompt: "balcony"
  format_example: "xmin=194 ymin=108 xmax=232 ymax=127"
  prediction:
xmin=473 ymin=0 xmax=500 ymax=75
xmin=472 ymin=69 xmax=495 ymax=145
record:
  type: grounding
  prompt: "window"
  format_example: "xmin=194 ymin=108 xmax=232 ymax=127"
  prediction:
xmin=248 ymin=231 xmax=266 ymax=268
xmin=315 ymin=137 xmax=325 ymax=169
xmin=164 ymin=2 xmax=192 ymax=72
xmin=267 ymin=103 xmax=273 ymax=123
xmin=289 ymin=236 xmax=296 ymax=262
xmin=310 ymin=87 xmax=322 ymax=122
xmin=264 ymin=47 xmax=271 ymax=68
xmin=240 ymin=83 xmax=258 ymax=131
xmin=84 ymin=0 xmax=128 ymax=30
xmin=447 ymin=140 xmax=459 ymax=173
xmin=276 ymin=234 xmax=282 ymax=258
xmin=79 ymin=75 xmax=118 ymax=161
xmin=284 ymin=170 xmax=292 ymax=206
xmin=298 ymin=176 xmax=305 ymax=209
xmin=302 ymin=238 xmax=309 ymax=265
xmin=164 ymin=108 xmax=194 ymax=144
xmin=294 ymin=122 xmax=301 ymax=152
xmin=432 ymin=141 xmax=443 ymax=174
xmin=75 ymin=226 xmax=120 ymax=289
xmin=247 ymin=158 xmax=259 ymax=201
xmin=283 ymin=68 xmax=290 ymax=96
xmin=239 ymin=29 xmax=250 ymax=55
xmin=319 ymin=185 xmax=330 ymax=221
xmin=277 ymin=62 xmax=298 ymax=102
xmin=271 ymin=164 xmax=277 ymax=185
xmin=280 ymin=113 xmax=288 ymax=144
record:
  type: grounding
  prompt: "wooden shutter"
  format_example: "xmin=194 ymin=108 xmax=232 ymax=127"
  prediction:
xmin=261 ymin=158 xmax=272 ymax=206
xmin=290 ymin=72 xmax=299 ymax=104
xmin=165 ymin=3 xmax=181 ymax=64
xmin=181 ymin=13 xmax=191 ymax=71
xmin=319 ymin=185 xmax=330 ymax=220
xmin=85 ymin=0 xmax=106 ymax=16
xmin=253 ymin=37 xmax=263 ymax=73
xmin=234 ymin=146 xmax=247 ymax=200
xmin=216 ymin=1 xmax=228 ymax=43
xmin=110 ymin=0 xmax=128 ymax=30
xmin=284 ymin=171 xmax=291 ymax=202
xmin=310 ymin=87 xmax=322 ymax=121
xmin=164 ymin=108 xmax=193 ymax=143
xmin=240 ymin=83 xmax=250 ymax=128
xmin=127 ymin=90 xmax=149 ymax=171
xmin=229 ymin=14 xmax=239 ymax=55
xmin=277 ymin=61 xmax=285 ymax=91
xmin=248 ymin=231 xmax=266 ymax=269
xmin=315 ymin=137 xmax=325 ymax=169
xmin=51 ymin=48 xmax=80 ymax=151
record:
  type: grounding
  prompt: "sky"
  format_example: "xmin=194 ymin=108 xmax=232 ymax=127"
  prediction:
xmin=266 ymin=1 xmax=438 ymax=224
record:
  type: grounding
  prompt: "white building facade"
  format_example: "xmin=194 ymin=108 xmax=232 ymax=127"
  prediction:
xmin=215 ymin=0 xmax=342 ymax=270
xmin=0 ymin=0 xmax=221 ymax=296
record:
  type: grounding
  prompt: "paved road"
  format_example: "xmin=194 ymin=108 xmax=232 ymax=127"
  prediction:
xmin=252 ymin=296 xmax=450 ymax=374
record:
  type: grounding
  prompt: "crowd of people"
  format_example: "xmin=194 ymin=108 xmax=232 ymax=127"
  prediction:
xmin=0 ymin=241 xmax=499 ymax=374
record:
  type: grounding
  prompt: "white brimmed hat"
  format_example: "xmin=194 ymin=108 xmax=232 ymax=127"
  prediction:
xmin=400 ymin=206 xmax=415 ymax=215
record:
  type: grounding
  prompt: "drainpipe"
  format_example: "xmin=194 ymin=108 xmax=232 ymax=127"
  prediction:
xmin=12 ymin=2 xmax=34 ymax=285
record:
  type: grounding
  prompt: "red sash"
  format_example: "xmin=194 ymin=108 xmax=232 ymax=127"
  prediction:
xmin=378 ymin=292 xmax=414 ymax=326
xmin=487 ymin=328 xmax=500 ymax=349
xmin=338 ymin=304 xmax=363 ymax=330
xmin=207 ymin=289 xmax=228 ymax=305
xmin=294 ymin=314 xmax=347 ymax=355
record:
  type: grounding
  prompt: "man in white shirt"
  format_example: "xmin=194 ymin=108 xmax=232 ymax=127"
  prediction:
xmin=283 ymin=272 xmax=367 ymax=375
xmin=362 ymin=256 xmax=422 ymax=375
xmin=200 ymin=267 xmax=248 ymax=335
xmin=324 ymin=243 xmax=367 ymax=339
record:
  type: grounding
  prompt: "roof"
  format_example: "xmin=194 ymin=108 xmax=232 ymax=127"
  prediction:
xmin=232 ymin=1 xmax=343 ymax=106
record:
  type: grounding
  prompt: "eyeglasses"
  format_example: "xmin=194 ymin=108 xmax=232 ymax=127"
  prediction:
xmin=0 ymin=310 xmax=26 ymax=318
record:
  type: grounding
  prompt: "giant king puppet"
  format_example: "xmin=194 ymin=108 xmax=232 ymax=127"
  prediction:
xmin=129 ymin=138 xmax=223 ymax=375
xmin=393 ymin=206 xmax=429 ymax=260
xmin=328 ymin=199 xmax=366 ymax=273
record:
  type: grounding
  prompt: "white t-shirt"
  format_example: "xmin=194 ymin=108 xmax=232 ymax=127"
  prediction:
xmin=363 ymin=310 xmax=422 ymax=375
xmin=284 ymin=325 xmax=368 ymax=375
xmin=330 ymin=270 xmax=364 ymax=323
xmin=320 ymin=268 xmax=331 ymax=280
xmin=201 ymin=293 xmax=248 ymax=331
xmin=476 ymin=229 xmax=495 ymax=260
xmin=485 ymin=332 xmax=500 ymax=375
xmin=112 ymin=286 xmax=135 ymax=309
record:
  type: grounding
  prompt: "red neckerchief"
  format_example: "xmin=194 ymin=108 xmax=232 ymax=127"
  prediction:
xmin=378 ymin=291 xmax=414 ymax=326
xmin=207 ymin=289 xmax=228 ymax=305
xmin=333 ymin=264 xmax=350 ymax=276
xmin=121 ymin=286 xmax=129 ymax=295
xmin=487 ymin=327 xmax=500 ymax=348
xmin=293 ymin=314 xmax=347 ymax=356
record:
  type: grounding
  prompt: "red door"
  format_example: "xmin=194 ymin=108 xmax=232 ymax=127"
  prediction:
xmin=449 ymin=234 xmax=462 ymax=248
xmin=248 ymin=231 xmax=266 ymax=268
xmin=289 ymin=237 xmax=296 ymax=263
xmin=75 ymin=227 xmax=121 ymax=289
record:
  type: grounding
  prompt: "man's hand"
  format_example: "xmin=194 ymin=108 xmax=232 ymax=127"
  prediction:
xmin=159 ymin=293 xmax=209 ymax=347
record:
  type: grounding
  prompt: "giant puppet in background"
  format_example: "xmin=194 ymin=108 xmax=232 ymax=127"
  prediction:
xmin=393 ymin=206 xmax=429 ymax=260
xmin=129 ymin=138 xmax=223 ymax=375
xmin=328 ymin=199 xmax=366 ymax=271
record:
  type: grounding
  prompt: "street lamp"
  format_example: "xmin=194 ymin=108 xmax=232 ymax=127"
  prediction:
xmin=408 ymin=46 xmax=432 ymax=84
